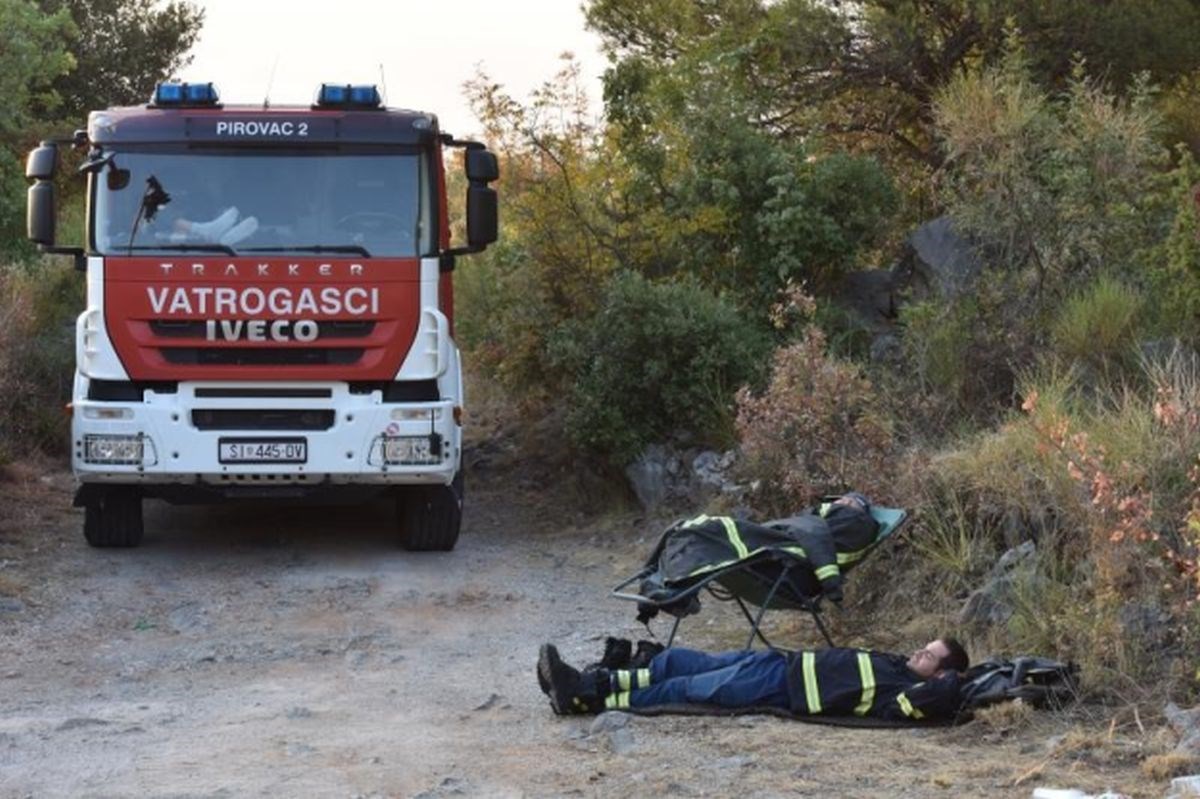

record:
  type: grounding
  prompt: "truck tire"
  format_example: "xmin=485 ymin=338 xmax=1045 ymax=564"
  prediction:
xmin=83 ymin=487 xmax=144 ymax=548
xmin=398 ymin=472 xmax=463 ymax=552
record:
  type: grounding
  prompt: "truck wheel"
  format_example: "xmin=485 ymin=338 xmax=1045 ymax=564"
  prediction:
xmin=83 ymin=487 xmax=144 ymax=548
xmin=398 ymin=472 xmax=463 ymax=552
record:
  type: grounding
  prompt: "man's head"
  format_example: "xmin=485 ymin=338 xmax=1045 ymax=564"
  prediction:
xmin=832 ymin=492 xmax=870 ymax=513
xmin=907 ymin=637 xmax=970 ymax=679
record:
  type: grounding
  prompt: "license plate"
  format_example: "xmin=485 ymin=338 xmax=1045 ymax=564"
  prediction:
xmin=218 ymin=437 xmax=307 ymax=464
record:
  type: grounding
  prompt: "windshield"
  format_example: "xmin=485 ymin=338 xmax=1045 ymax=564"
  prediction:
xmin=92 ymin=150 xmax=430 ymax=257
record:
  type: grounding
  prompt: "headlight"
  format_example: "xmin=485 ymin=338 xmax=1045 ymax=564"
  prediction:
xmin=82 ymin=434 xmax=146 ymax=465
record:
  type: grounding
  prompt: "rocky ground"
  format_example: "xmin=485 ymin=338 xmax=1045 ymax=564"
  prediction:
xmin=0 ymin=418 xmax=1185 ymax=798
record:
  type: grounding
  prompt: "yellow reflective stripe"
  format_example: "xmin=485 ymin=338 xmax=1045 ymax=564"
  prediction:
xmin=782 ymin=545 xmax=808 ymax=558
xmin=819 ymin=502 xmax=833 ymax=517
xmin=637 ymin=668 xmax=651 ymax=688
xmin=854 ymin=653 xmax=876 ymax=716
xmin=682 ymin=514 xmax=710 ymax=528
xmin=605 ymin=692 xmax=631 ymax=710
xmin=719 ymin=517 xmax=749 ymax=559
xmin=802 ymin=651 xmax=822 ymax=714
xmin=814 ymin=564 xmax=840 ymax=581
xmin=836 ymin=547 xmax=871 ymax=566
xmin=617 ymin=671 xmax=631 ymax=691
xmin=896 ymin=692 xmax=924 ymax=719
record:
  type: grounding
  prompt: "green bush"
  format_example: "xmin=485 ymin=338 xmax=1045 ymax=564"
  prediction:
xmin=1050 ymin=275 xmax=1143 ymax=371
xmin=0 ymin=257 xmax=82 ymax=462
xmin=549 ymin=272 xmax=769 ymax=464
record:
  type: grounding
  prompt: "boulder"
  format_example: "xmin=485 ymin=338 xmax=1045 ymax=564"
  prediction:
xmin=958 ymin=541 xmax=1037 ymax=627
xmin=896 ymin=216 xmax=984 ymax=301
xmin=1166 ymin=703 xmax=1200 ymax=757
xmin=626 ymin=445 xmax=741 ymax=510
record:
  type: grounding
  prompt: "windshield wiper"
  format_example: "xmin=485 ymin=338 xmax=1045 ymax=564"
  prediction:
xmin=240 ymin=245 xmax=373 ymax=257
xmin=124 ymin=243 xmax=239 ymax=256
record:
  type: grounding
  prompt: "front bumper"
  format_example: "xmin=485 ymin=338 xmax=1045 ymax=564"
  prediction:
xmin=71 ymin=379 xmax=461 ymax=486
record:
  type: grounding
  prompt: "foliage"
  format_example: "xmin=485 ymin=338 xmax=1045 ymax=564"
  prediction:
xmin=0 ymin=258 xmax=82 ymax=462
xmin=1050 ymin=276 xmax=1144 ymax=373
xmin=549 ymin=271 xmax=768 ymax=465
xmin=460 ymin=54 xmax=895 ymax=403
xmin=0 ymin=0 xmax=75 ymax=261
xmin=936 ymin=44 xmax=1169 ymax=291
xmin=924 ymin=355 xmax=1200 ymax=695
xmin=586 ymin=0 xmax=1200 ymax=170
xmin=734 ymin=290 xmax=894 ymax=514
xmin=36 ymin=0 xmax=204 ymax=123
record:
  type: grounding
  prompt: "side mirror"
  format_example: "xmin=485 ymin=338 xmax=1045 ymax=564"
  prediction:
xmin=465 ymin=149 xmax=499 ymax=183
xmin=28 ymin=180 xmax=57 ymax=245
xmin=466 ymin=185 xmax=498 ymax=247
xmin=26 ymin=142 xmax=58 ymax=180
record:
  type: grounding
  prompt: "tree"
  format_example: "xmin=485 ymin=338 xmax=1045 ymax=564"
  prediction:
xmin=587 ymin=0 xmax=1200 ymax=168
xmin=36 ymin=0 xmax=204 ymax=124
xmin=0 ymin=0 xmax=75 ymax=259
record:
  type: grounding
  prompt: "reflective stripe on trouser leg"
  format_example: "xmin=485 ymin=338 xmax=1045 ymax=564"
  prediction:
xmin=802 ymin=651 xmax=822 ymax=714
xmin=612 ymin=668 xmax=653 ymax=693
xmin=854 ymin=652 xmax=876 ymax=716
xmin=604 ymin=692 xmax=631 ymax=710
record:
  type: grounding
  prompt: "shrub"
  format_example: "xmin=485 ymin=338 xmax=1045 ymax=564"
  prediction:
xmin=0 ymin=257 xmax=81 ymax=462
xmin=735 ymin=301 xmax=895 ymax=514
xmin=1050 ymin=275 xmax=1143 ymax=372
xmin=549 ymin=272 xmax=769 ymax=465
xmin=921 ymin=353 xmax=1200 ymax=698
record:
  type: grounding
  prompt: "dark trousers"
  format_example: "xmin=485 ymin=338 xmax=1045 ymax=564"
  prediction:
xmin=628 ymin=648 xmax=790 ymax=709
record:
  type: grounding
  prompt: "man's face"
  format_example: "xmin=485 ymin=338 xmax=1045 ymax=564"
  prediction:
xmin=907 ymin=640 xmax=951 ymax=679
xmin=833 ymin=494 xmax=866 ymax=512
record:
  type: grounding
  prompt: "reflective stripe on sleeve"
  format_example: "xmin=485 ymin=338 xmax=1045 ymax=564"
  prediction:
xmin=802 ymin=651 xmax=822 ymax=714
xmin=854 ymin=652 xmax=876 ymax=716
xmin=896 ymin=692 xmax=925 ymax=719
xmin=617 ymin=671 xmax=631 ymax=691
xmin=637 ymin=668 xmax=651 ymax=688
xmin=814 ymin=564 xmax=840 ymax=581
xmin=719 ymin=517 xmax=749 ymax=559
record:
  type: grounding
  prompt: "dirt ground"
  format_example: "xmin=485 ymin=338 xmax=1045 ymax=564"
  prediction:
xmin=0 ymin=420 xmax=1182 ymax=798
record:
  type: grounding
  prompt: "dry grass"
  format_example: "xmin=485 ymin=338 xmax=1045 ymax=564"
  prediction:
xmin=1141 ymin=752 xmax=1200 ymax=781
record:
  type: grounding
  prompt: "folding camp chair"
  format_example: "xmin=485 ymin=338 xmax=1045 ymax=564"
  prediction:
xmin=612 ymin=506 xmax=908 ymax=652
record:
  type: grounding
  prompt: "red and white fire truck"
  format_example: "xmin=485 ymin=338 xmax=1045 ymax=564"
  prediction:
xmin=25 ymin=81 xmax=498 ymax=551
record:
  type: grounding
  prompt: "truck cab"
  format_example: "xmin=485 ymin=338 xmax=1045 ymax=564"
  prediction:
xmin=25 ymin=81 xmax=498 ymax=551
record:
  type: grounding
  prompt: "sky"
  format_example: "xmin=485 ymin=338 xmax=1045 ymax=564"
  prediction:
xmin=179 ymin=0 xmax=609 ymax=137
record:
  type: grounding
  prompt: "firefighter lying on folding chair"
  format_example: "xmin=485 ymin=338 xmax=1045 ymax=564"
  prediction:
xmin=536 ymin=637 xmax=969 ymax=722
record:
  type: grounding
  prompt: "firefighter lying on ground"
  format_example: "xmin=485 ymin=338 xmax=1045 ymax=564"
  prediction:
xmin=537 ymin=636 xmax=969 ymax=722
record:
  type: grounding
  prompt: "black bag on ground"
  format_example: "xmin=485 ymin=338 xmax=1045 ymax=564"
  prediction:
xmin=958 ymin=657 xmax=1080 ymax=713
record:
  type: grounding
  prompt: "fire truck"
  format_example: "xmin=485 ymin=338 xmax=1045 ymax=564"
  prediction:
xmin=25 ymin=81 xmax=498 ymax=551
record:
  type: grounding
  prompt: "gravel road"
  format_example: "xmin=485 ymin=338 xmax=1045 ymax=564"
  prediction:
xmin=0 ymin=452 xmax=1164 ymax=798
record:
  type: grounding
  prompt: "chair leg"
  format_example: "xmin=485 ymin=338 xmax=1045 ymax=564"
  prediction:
xmin=810 ymin=606 xmax=835 ymax=648
xmin=666 ymin=614 xmax=682 ymax=648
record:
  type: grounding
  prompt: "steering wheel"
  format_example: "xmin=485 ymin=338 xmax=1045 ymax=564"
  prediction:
xmin=334 ymin=212 xmax=408 ymax=233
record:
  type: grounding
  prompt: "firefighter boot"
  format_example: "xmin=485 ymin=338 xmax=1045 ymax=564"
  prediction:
xmin=538 ymin=644 xmax=608 ymax=715
xmin=630 ymin=640 xmax=666 ymax=669
xmin=542 ymin=637 xmax=631 ymax=694
xmin=598 ymin=637 xmax=633 ymax=670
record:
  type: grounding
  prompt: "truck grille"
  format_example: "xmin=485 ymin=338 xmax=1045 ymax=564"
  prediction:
xmin=161 ymin=348 xmax=364 ymax=366
xmin=149 ymin=320 xmax=376 ymax=339
xmin=192 ymin=409 xmax=336 ymax=431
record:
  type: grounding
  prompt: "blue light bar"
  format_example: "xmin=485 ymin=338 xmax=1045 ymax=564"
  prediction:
xmin=155 ymin=83 xmax=183 ymax=104
xmin=152 ymin=81 xmax=219 ymax=107
xmin=315 ymin=83 xmax=381 ymax=109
